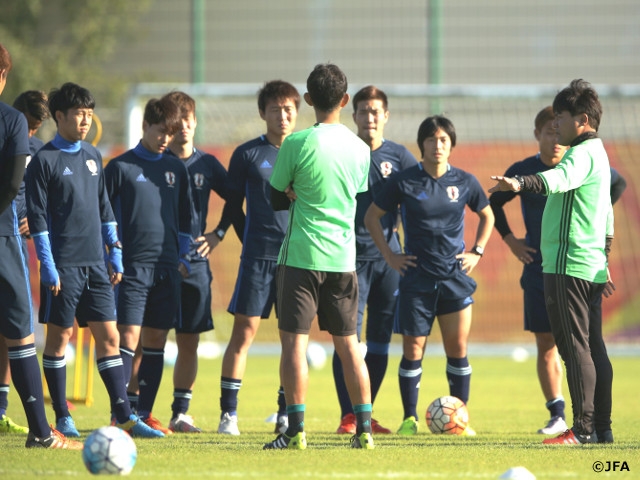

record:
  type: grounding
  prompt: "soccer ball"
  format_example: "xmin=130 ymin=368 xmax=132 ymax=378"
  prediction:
xmin=306 ymin=341 xmax=327 ymax=370
xmin=426 ymin=395 xmax=469 ymax=435
xmin=82 ymin=426 xmax=137 ymax=475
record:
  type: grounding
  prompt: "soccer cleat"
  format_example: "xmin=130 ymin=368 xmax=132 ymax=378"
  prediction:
xmin=460 ymin=425 xmax=476 ymax=436
xmin=263 ymin=431 xmax=307 ymax=450
xmin=142 ymin=413 xmax=173 ymax=435
xmin=371 ymin=418 xmax=392 ymax=434
xmin=55 ymin=415 xmax=80 ymax=437
xmin=274 ymin=414 xmax=288 ymax=434
xmin=0 ymin=414 xmax=29 ymax=434
xmin=538 ymin=415 xmax=568 ymax=435
xmin=597 ymin=430 xmax=614 ymax=444
xmin=542 ymin=428 xmax=597 ymax=445
xmin=217 ymin=412 xmax=240 ymax=435
xmin=397 ymin=416 xmax=419 ymax=436
xmin=336 ymin=413 xmax=356 ymax=434
xmin=25 ymin=427 xmax=83 ymax=449
xmin=117 ymin=414 xmax=165 ymax=438
xmin=169 ymin=413 xmax=202 ymax=433
xmin=350 ymin=432 xmax=375 ymax=449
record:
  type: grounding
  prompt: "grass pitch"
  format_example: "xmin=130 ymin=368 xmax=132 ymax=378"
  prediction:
xmin=1 ymin=352 xmax=638 ymax=479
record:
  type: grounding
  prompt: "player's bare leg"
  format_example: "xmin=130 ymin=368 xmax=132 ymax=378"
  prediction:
xmin=535 ymin=332 xmax=566 ymax=434
xmin=218 ymin=314 xmax=261 ymax=435
xmin=438 ymin=307 xmax=474 ymax=435
xmin=171 ymin=332 xmax=202 ymax=432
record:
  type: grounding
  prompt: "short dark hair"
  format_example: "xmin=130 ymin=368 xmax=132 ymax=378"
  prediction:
xmin=552 ymin=79 xmax=602 ymax=131
xmin=145 ymin=95 xmax=181 ymax=135
xmin=258 ymin=80 xmax=300 ymax=113
xmin=0 ymin=43 xmax=12 ymax=72
xmin=13 ymin=90 xmax=50 ymax=122
xmin=417 ymin=115 xmax=457 ymax=156
xmin=48 ymin=83 xmax=95 ymax=124
xmin=534 ymin=106 xmax=554 ymax=132
xmin=306 ymin=63 xmax=347 ymax=112
xmin=165 ymin=91 xmax=196 ymax=119
xmin=352 ymin=85 xmax=388 ymax=112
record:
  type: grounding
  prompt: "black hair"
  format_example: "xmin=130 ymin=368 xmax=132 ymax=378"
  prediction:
xmin=48 ymin=83 xmax=95 ymax=124
xmin=306 ymin=63 xmax=347 ymax=112
xmin=552 ymin=79 xmax=602 ymax=131
xmin=417 ymin=115 xmax=457 ymax=156
xmin=258 ymin=80 xmax=300 ymax=112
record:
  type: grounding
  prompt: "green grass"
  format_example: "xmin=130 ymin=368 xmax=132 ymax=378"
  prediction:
xmin=1 ymin=353 xmax=639 ymax=479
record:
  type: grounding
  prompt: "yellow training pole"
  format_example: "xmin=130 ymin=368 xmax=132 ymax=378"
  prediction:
xmin=85 ymin=335 xmax=95 ymax=406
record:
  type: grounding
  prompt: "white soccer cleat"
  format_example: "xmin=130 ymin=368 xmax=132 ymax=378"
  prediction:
xmin=538 ymin=415 xmax=568 ymax=435
xmin=169 ymin=413 xmax=202 ymax=433
xmin=217 ymin=412 xmax=240 ymax=435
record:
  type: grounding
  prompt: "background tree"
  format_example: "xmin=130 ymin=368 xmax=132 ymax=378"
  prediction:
xmin=1 ymin=0 xmax=151 ymax=141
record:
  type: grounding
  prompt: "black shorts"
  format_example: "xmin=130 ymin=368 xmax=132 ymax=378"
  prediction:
xmin=521 ymin=267 xmax=551 ymax=333
xmin=394 ymin=267 xmax=475 ymax=337
xmin=117 ymin=265 xmax=181 ymax=330
xmin=177 ymin=261 xmax=214 ymax=334
xmin=39 ymin=265 xmax=116 ymax=328
xmin=276 ymin=265 xmax=358 ymax=336
xmin=0 ymin=236 xmax=34 ymax=339
xmin=356 ymin=258 xmax=399 ymax=344
xmin=228 ymin=257 xmax=278 ymax=319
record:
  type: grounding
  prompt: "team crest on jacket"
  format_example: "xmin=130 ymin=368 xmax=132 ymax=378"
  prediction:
xmin=193 ymin=173 xmax=204 ymax=189
xmin=86 ymin=159 xmax=98 ymax=176
xmin=379 ymin=161 xmax=393 ymax=178
xmin=446 ymin=185 xmax=459 ymax=202
xmin=165 ymin=171 xmax=176 ymax=187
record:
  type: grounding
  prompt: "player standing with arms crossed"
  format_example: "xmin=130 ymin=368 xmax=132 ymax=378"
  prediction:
xmin=26 ymin=82 xmax=162 ymax=439
xmin=490 ymin=80 xmax=616 ymax=445
xmin=489 ymin=105 xmax=626 ymax=436
xmin=218 ymin=80 xmax=300 ymax=436
xmin=104 ymin=95 xmax=191 ymax=435
xmin=265 ymin=64 xmax=373 ymax=450
xmin=332 ymin=85 xmax=416 ymax=435
xmin=365 ymin=115 xmax=494 ymax=436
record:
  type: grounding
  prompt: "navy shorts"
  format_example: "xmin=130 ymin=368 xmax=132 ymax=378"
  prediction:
xmin=276 ymin=265 xmax=358 ymax=336
xmin=521 ymin=267 xmax=551 ymax=333
xmin=356 ymin=258 xmax=399 ymax=344
xmin=177 ymin=261 xmax=214 ymax=334
xmin=117 ymin=265 xmax=181 ymax=330
xmin=228 ymin=257 xmax=278 ymax=319
xmin=394 ymin=267 xmax=476 ymax=337
xmin=0 ymin=236 xmax=34 ymax=339
xmin=39 ymin=265 xmax=116 ymax=328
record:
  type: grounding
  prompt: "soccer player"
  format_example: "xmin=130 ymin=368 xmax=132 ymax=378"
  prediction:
xmin=264 ymin=64 xmax=374 ymax=450
xmin=25 ymin=82 xmax=163 ymax=439
xmin=0 ymin=44 xmax=82 ymax=449
xmin=0 ymin=90 xmax=49 ymax=435
xmin=490 ymin=79 xmax=616 ymax=445
xmin=364 ymin=115 xmax=494 ymax=436
xmin=104 ymin=95 xmax=191 ymax=435
xmin=165 ymin=90 xmax=230 ymax=433
xmin=217 ymin=80 xmax=300 ymax=436
xmin=489 ymin=105 xmax=626 ymax=436
xmin=332 ymin=85 xmax=416 ymax=435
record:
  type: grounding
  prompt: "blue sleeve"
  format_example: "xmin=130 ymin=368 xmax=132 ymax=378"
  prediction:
xmin=466 ymin=174 xmax=490 ymax=213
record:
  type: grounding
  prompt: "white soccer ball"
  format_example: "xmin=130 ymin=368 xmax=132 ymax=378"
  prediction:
xmin=82 ymin=426 xmax=137 ymax=475
xmin=306 ymin=342 xmax=327 ymax=370
xmin=511 ymin=346 xmax=530 ymax=363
